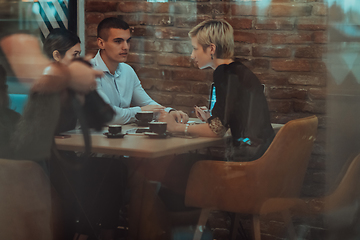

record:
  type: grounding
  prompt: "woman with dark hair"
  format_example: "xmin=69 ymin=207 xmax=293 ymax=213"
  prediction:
xmin=43 ymin=28 xmax=126 ymax=240
xmin=43 ymin=28 xmax=81 ymax=65
xmin=43 ymin=28 xmax=82 ymax=133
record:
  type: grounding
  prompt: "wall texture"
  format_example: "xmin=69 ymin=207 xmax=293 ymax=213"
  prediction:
xmin=84 ymin=0 xmax=328 ymax=239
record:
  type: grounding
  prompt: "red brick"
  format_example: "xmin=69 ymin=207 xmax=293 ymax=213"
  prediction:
xmin=172 ymin=68 xmax=211 ymax=82
xmin=138 ymin=15 xmax=174 ymax=26
xmin=313 ymin=31 xmax=328 ymax=43
xmin=272 ymin=59 xmax=311 ymax=72
xmin=173 ymin=94 xmax=208 ymax=107
xmin=268 ymin=86 xmax=307 ymax=99
xmin=131 ymin=26 xmax=155 ymax=37
xmin=293 ymin=100 xmax=326 ymax=113
xmin=231 ymin=4 xmax=268 ymax=16
xmin=224 ymin=17 xmax=253 ymax=30
xmin=157 ymin=54 xmax=191 ymax=67
xmin=148 ymin=92 xmax=174 ymax=105
xmin=252 ymin=46 xmax=291 ymax=58
xmin=312 ymin=3 xmax=328 ymax=16
xmin=122 ymin=15 xmax=139 ymax=26
xmin=117 ymin=2 xmax=153 ymax=13
xmin=197 ymin=3 xmax=231 ymax=15
xmin=270 ymin=4 xmax=312 ymax=17
xmin=155 ymin=28 xmax=189 ymax=39
xmin=234 ymin=31 xmax=268 ymax=44
xmin=127 ymin=53 xmax=155 ymax=65
xmin=268 ymin=99 xmax=293 ymax=113
xmin=193 ymin=83 xmax=212 ymax=94
xmin=234 ymin=44 xmax=251 ymax=56
xmin=295 ymin=46 xmax=324 ymax=58
xmin=153 ymin=2 xmax=170 ymax=13
xmin=140 ymin=80 xmax=192 ymax=93
xmin=311 ymin=61 xmax=327 ymax=73
xmin=174 ymin=2 xmax=197 ymax=14
xmin=255 ymin=73 xmax=288 ymax=85
xmin=271 ymin=32 xmax=312 ymax=45
xmin=139 ymin=78 xmax=159 ymax=90
xmin=130 ymin=39 xmax=174 ymax=53
xmin=297 ymin=18 xmax=327 ymax=31
xmin=175 ymin=16 xmax=210 ymax=28
xmin=289 ymin=74 xmax=325 ymax=86
xmin=174 ymin=42 xmax=192 ymax=54
xmin=270 ymin=112 xmax=312 ymax=124
xmin=85 ymin=37 xmax=98 ymax=49
xmin=309 ymin=87 xmax=326 ymax=99
xmin=85 ymin=49 xmax=97 ymax=58
xmin=85 ymin=1 xmax=118 ymax=12
xmin=85 ymin=12 xmax=104 ymax=24
xmin=134 ymin=67 xmax=171 ymax=80
xmin=255 ymin=18 xmax=294 ymax=30
xmin=160 ymin=81 xmax=192 ymax=93
xmin=85 ymin=24 xmax=98 ymax=37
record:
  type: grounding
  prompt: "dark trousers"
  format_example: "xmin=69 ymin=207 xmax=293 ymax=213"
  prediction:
xmin=49 ymin=151 xmax=127 ymax=239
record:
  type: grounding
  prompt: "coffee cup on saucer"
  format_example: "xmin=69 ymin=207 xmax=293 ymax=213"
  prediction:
xmin=108 ymin=125 xmax=122 ymax=135
xmin=135 ymin=111 xmax=154 ymax=126
xmin=149 ymin=122 xmax=167 ymax=135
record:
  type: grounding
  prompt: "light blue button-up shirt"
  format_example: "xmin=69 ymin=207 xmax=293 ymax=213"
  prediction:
xmin=91 ymin=51 xmax=167 ymax=124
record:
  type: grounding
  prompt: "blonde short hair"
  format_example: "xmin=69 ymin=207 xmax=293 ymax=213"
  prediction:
xmin=188 ymin=19 xmax=234 ymax=59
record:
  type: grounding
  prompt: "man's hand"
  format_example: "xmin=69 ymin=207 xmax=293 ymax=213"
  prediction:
xmin=169 ymin=110 xmax=189 ymax=124
xmin=141 ymin=105 xmax=165 ymax=112
xmin=158 ymin=110 xmax=178 ymax=132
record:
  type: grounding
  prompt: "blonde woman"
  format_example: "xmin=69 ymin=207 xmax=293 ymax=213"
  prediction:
xmin=161 ymin=19 xmax=274 ymax=161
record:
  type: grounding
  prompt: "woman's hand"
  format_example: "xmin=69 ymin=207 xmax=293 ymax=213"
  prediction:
xmin=194 ymin=105 xmax=211 ymax=121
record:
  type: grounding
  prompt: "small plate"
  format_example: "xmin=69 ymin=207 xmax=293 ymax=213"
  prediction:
xmin=103 ymin=132 xmax=126 ymax=138
xmin=136 ymin=120 xmax=150 ymax=127
xmin=144 ymin=132 xmax=168 ymax=139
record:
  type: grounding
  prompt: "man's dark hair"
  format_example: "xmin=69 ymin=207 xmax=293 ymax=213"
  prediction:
xmin=43 ymin=28 xmax=80 ymax=60
xmin=97 ymin=17 xmax=129 ymax=41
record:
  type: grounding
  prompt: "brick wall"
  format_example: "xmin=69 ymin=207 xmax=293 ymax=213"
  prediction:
xmin=85 ymin=0 xmax=327 ymax=239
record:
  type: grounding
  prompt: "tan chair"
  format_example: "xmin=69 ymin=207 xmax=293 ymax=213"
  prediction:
xmin=289 ymin=153 xmax=360 ymax=231
xmin=184 ymin=115 xmax=318 ymax=240
xmin=0 ymin=159 xmax=62 ymax=240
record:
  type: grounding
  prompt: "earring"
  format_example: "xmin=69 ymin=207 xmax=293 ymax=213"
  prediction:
xmin=211 ymin=54 xmax=214 ymax=60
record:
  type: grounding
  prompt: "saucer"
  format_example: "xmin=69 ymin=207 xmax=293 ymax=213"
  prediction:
xmin=144 ymin=132 xmax=168 ymax=139
xmin=136 ymin=120 xmax=149 ymax=127
xmin=103 ymin=132 xmax=125 ymax=138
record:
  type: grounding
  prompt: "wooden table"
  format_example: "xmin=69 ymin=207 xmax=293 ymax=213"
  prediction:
xmin=55 ymin=124 xmax=225 ymax=159
xmin=55 ymin=121 xmax=228 ymax=240
xmin=55 ymin=121 xmax=283 ymax=240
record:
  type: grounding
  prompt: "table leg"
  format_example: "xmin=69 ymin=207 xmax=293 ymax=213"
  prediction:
xmin=127 ymin=158 xmax=171 ymax=240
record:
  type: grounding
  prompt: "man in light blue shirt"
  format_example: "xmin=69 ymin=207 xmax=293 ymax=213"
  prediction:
xmin=91 ymin=17 xmax=188 ymax=124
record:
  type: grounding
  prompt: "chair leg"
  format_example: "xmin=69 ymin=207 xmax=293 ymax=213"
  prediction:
xmin=192 ymin=208 xmax=211 ymax=240
xmin=230 ymin=213 xmax=240 ymax=240
xmin=252 ymin=215 xmax=261 ymax=240
xmin=282 ymin=210 xmax=296 ymax=240
xmin=230 ymin=213 xmax=249 ymax=240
